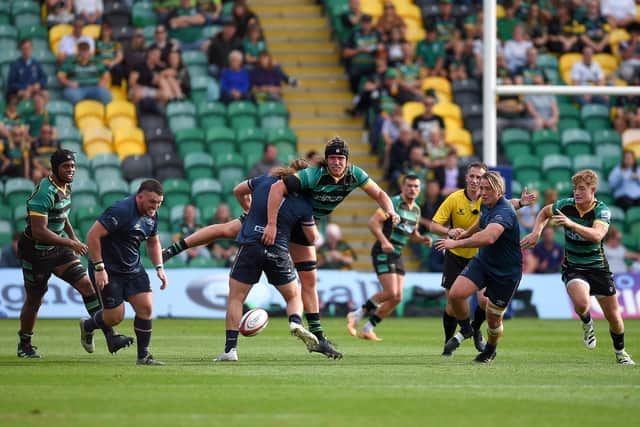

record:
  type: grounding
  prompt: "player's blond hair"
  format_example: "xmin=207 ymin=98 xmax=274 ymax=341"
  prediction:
xmin=481 ymin=171 xmax=505 ymax=196
xmin=269 ymin=158 xmax=309 ymax=178
xmin=572 ymin=169 xmax=599 ymax=190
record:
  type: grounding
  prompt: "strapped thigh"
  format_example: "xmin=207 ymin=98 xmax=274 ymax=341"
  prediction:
xmin=487 ymin=301 xmax=507 ymax=317
xmin=59 ymin=262 xmax=88 ymax=286
xmin=295 ymin=260 xmax=317 ymax=272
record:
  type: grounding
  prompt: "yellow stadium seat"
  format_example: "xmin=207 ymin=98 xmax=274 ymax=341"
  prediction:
xmin=624 ymin=141 xmax=640 ymax=158
xmin=404 ymin=18 xmax=426 ymax=43
xmin=402 ymin=101 xmax=424 ymax=124
xmin=115 ymin=142 xmax=146 ymax=160
xmin=82 ymin=24 xmax=101 ymax=40
xmin=109 ymin=116 xmax=136 ymax=132
xmin=433 ymin=102 xmax=462 ymax=122
xmin=622 ymin=129 xmax=640 ymax=146
xmin=497 ymin=4 xmax=505 ymax=19
xmin=448 ymin=142 xmax=474 ymax=157
xmin=593 ymin=53 xmax=618 ymax=74
xmin=444 ymin=117 xmax=462 ymax=130
xmin=114 ymin=127 xmax=144 ymax=146
xmin=83 ymin=127 xmax=113 ymax=146
xmin=446 ymin=128 xmax=472 ymax=147
xmin=559 ymin=53 xmax=582 ymax=75
xmin=49 ymin=24 xmax=73 ymax=54
xmin=562 ymin=69 xmax=572 ymax=85
xmin=609 ymin=29 xmax=630 ymax=47
xmin=110 ymin=87 xmax=127 ymax=101
xmin=85 ymin=141 xmax=115 ymax=159
xmin=77 ymin=116 xmax=105 ymax=133
xmin=394 ymin=2 xmax=421 ymax=21
xmin=422 ymin=77 xmax=452 ymax=98
xmin=75 ymin=100 xmax=105 ymax=122
xmin=637 ymin=4 xmax=640 ymax=21
xmin=361 ymin=0 xmax=383 ymax=19
xmin=434 ymin=90 xmax=451 ymax=103
xmin=106 ymin=100 xmax=137 ymax=124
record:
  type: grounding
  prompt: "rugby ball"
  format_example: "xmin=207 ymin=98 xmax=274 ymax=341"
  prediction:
xmin=239 ymin=308 xmax=269 ymax=337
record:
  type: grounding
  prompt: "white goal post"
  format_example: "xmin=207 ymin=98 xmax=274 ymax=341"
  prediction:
xmin=482 ymin=0 xmax=640 ymax=166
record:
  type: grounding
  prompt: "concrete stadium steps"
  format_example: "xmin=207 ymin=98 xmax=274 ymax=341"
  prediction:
xmin=249 ymin=0 xmax=421 ymax=271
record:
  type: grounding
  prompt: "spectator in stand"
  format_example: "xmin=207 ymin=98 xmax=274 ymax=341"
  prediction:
xmin=232 ymin=0 xmax=258 ymax=39
xmin=426 ymin=128 xmax=448 ymax=167
xmin=613 ymin=74 xmax=640 ymax=133
xmin=207 ymin=19 xmax=243 ymax=78
xmin=123 ymin=30 xmax=148 ymax=78
xmin=517 ymin=47 xmax=544 ymax=84
xmin=1 ymin=95 xmax=26 ymax=135
xmin=58 ymin=41 xmax=112 ymax=105
xmin=603 ymin=225 xmax=640 ymax=273
xmin=249 ymin=143 xmax=281 ymax=178
xmin=546 ymin=4 xmax=580 ymax=54
xmin=168 ymin=50 xmax=191 ymax=99
xmin=497 ymin=0 xmax=523 ymax=42
xmin=386 ymin=124 xmax=419 ymax=189
xmin=25 ymin=93 xmax=55 ymax=140
xmin=601 ymin=0 xmax=636 ymax=30
xmin=343 ymin=14 xmax=381 ymax=94
xmin=418 ymin=178 xmax=444 ymax=234
xmin=197 ymin=0 xmax=222 ymax=25
xmin=152 ymin=24 xmax=180 ymax=68
xmin=503 ymin=25 xmax=533 ymax=76
xmin=531 ymin=226 xmax=564 ymax=274
xmin=608 ymin=150 xmax=640 ymax=211
xmin=433 ymin=148 xmax=464 ymax=196
xmin=30 ymin=124 xmax=60 ymax=182
xmin=243 ymin=23 xmax=267 ymax=68
xmin=415 ymin=26 xmax=447 ymax=78
xmin=168 ymin=0 xmax=207 ymax=51
xmin=376 ymin=1 xmax=406 ymax=42
xmin=317 ymin=223 xmax=357 ymax=270
xmin=411 ymin=95 xmax=445 ymax=144
xmin=340 ymin=0 xmax=363 ymax=44
xmin=57 ymin=18 xmax=96 ymax=62
xmin=345 ymin=55 xmax=389 ymax=117
xmin=523 ymin=2 xmax=548 ymax=52
xmin=47 ymin=0 xmax=75 ymax=28
xmin=522 ymin=247 xmax=538 ymax=274
xmin=525 ymin=74 xmax=559 ymax=131
xmin=380 ymin=107 xmax=405 ymax=160
xmin=580 ymin=0 xmax=611 ymax=54
xmin=75 ymin=0 xmax=103 ymax=25
xmin=447 ymin=39 xmax=470 ymax=80
xmin=435 ymin=0 xmax=461 ymax=50
xmin=7 ymin=39 xmax=48 ymax=102
xmin=250 ymin=51 xmax=284 ymax=102
xmin=129 ymin=45 xmax=183 ymax=106
xmin=617 ymin=23 xmax=640 ymax=83
xmin=402 ymin=144 xmax=432 ymax=193
xmin=175 ymin=204 xmax=210 ymax=263
xmin=0 ymin=126 xmax=31 ymax=179
xmin=220 ymin=50 xmax=251 ymax=103
xmin=571 ymin=46 xmax=608 ymax=106
xmin=385 ymin=26 xmax=410 ymax=68
xmin=497 ymin=76 xmax=531 ymax=136
xmin=0 ymin=233 xmax=21 ymax=268
xmin=96 ymin=22 xmax=125 ymax=86
xmin=209 ymin=203 xmax=239 ymax=266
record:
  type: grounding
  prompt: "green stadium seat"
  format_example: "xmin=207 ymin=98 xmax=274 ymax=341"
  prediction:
xmin=227 ymin=101 xmax=257 ymax=129
xmin=236 ymin=127 xmax=265 ymax=146
xmin=164 ymin=256 xmax=187 ymax=268
xmin=201 ymin=25 xmax=222 ymax=40
xmin=188 ymin=257 xmax=225 ymax=268
xmin=189 ymin=75 xmax=211 ymax=105
xmin=181 ymin=50 xmax=208 ymax=67
xmin=609 ymin=205 xmax=625 ymax=231
xmin=205 ymin=140 xmax=236 ymax=157
xmin=175 ymin=128 xmax=205 ymax=158
xmin=572 ymin=154 xmax=603 ymax=175
xmin=98 ymin=179 xmax=129 ymax=206
xmin=54 ymin=115 xmax=75 ymax=130
xmin=198 ymin=202 xmax=219 ymax=223
xmin=536 ymin=53 xmax=558 ymax=70
xmin=57 ymin=125 xmax=82 ymax=145
xmin=511 ymin=180 xmax=522 ymax=196
xmin=46 ymin=100 xmax=74 ymax=118
xmin=542 ymin=154 xmax=572 ymax=183
xmin=580 ymin=103 xmax=611 ymax=133
xmin=128 ymin=177 xmax=150 ymax=194
xmin=592 ymin=128 xmax=621 ymax=146
xmin=205 ymin=126 xmax=236 ymax=146
xmin=258 ymin=101 xmax=289 ymax=129
xmin=0 ymin=24 xmax=17 ymax=42
xmin=198 ymin=101 xmax=227 ymax=128
xmin=166 ymin=100 xmax=196 ymax=117
xmin=18 ymin=24 xmax=48 ymax=42
xmin=266 ymin=127 xmax=297 ymax=148
xmin=0 ymin=3 xmax=9 ymax=25
xmin=512 ymin=156 xmax=542 ymax=185
xmin=132 ymin=2 xmax=157 ymax=27
xmin=501 ymin=128 xmax=531 ymax=145
xmin=162 ymin=178 xmax=192 ymax=209
xmin=168 ymin=115 xmax=197 ymax=133
xmin=73 ymin=167 xmax=91 ymax=184
xmin=622 ymin=233 xmax=638 ymax=251
xmin=90 ymin=153 xmax=121 ymax=177
xmin=226 ymin=194 xmax=245 ymax=217
xmin=503 ymin=141 xmax=531 ymax=161
xmin=169 ymin=204 xmax=202 ymax=231
xmin=625 ymin=207 xmax=640 ymax=228
xmin=17 ymin=98 xmax=34 ymax=116
xmin=184 ymin=152 xmax=215 ymax=181
xmin=0 ymin=48 xmax=17 ymax=66
xmin=0 ymin=219 xmax=12 ymax=245
xmin=275 ymin=142 xmax=297 ymax=159
xmin=554 ymin=180 xmax=573 ymax=199
xmin=561 ymin=128 xmax=592 ymax=156
xmin=215 ymin=152 xmax=245 ymax=192
xmin=11 ymin=1 xmax=40 ymax=16
xmin=191 ymin=177 xmax=223 ymax=207
xmin=13 ymin=14 xmax=41 ymax=28
xmin=74 ymin=205 xmax=103 ymax=235
xmin=5 ymin=177 xmax=34 ymax=208
xmin=239 ymin=142 xmax=264 ymax=168
xmin=559 ymin=103 xmax=580 ymax=120
xmin=72 ymin=179 xmax=99 ymax=209
xmin=13 ymin=204 xmax=28 ymax=225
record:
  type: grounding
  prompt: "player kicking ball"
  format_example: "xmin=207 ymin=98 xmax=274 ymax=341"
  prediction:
xmin=347 ymin=174 xmax=432 ymax=340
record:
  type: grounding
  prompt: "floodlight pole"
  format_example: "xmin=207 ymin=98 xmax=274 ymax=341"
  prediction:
xmin=483 ymin=0 xmax=497 ymax=166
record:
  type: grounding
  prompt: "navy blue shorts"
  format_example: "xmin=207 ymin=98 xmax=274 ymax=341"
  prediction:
xmin=230 ymin=244 xmax=297 ymax=286
xmin=90 ymin=268 xmax=151 ymax=309
xmin=460 ymin=257 xmax=521 ymax=309
xmin=290 ymin=221 xmax=315 ymax=246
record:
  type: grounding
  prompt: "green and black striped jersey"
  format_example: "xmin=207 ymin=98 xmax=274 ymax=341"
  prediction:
xmin=553 ymin=197 xmax=611 ymax=270
xmin=374 ymin=194 xmax=421 ymax=255
xmin=25 ymin=177 xmax=71 ymax=250
xmin=295 ymin=164 xmax=371 ymax=218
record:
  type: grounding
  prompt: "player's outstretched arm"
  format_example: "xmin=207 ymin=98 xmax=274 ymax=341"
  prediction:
xmin=521 ymin=205 xmax=552 ymax=248
xmin=362 ymin=180 xmax=400 ymax=224
xmin=509 ymin=186 xmax=538 ymax=210
xmin=436 ymin=223 xmax=505 ymax=251
xmin=147 ymin=234 xmax=168 ymax=290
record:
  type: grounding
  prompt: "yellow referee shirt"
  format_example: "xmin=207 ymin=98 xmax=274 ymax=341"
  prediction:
xmin=432 ymin=189 xmax=482 ymax=259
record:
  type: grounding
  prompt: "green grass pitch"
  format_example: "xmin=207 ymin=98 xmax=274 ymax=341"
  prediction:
xmin=1 ymin=318 xmax=638 ymax=427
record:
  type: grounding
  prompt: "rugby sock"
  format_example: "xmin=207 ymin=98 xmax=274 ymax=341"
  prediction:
xmin=362 ymin=321 xmax=374 ymax=333
xmin=458 ymin=318 xmax=473 ymax=337
xmin=305 ymin=313 xmax=325 ymax=341
xmin=578 ymin=311 xmax=591 ymax=324
xmin=351 ymin=307 xmax=365 ymax=319
xmin=83 ymin=310 xmax=106 ymax=332
xmin=134 ymin=317 xmax=152 ymax=359
xmin=225 ymin=330 xmax=239 ymax=353
xmin=484 ymin=342 xmax=497 ymax=355
xmin=18 ymin=331 xmax=33 ymax=344
xmin=442 ymin=312 xmax=458 ymax=342
xmin=471 ymin=305 xmax=486 ymax=331
xmin=82 ymin=294 xmax=101 ymax=317
xmin=610 ymin=331 xmax=625 ymax=351
xmin=164 ymin=239 xmax=188 ymax=260
xmin=289 ymin=314 xmax=302 ymax=325
xmin=362 ymin=299 xmax=378 ymax=314
xmin=369 ymin=314 xmax=383 ymax=327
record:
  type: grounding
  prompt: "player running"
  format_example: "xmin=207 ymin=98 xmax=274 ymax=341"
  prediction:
xmin=347 ymin=174 xmax=432 ymax=340
xmin=521 ymin=169 xmax=635 ymax=365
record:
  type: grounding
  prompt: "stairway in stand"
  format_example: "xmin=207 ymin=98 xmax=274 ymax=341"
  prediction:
xmin=249 ymin=0 xmax=420 ymax=271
